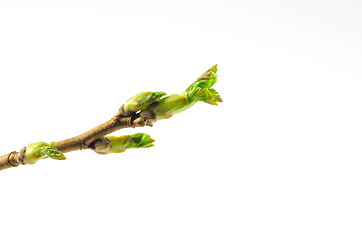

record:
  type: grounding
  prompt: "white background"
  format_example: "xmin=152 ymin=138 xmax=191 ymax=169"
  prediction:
xmin=1 ymin=0 xmax=362 ymax=239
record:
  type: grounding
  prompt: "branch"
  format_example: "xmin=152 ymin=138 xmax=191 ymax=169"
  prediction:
xmin=0 ymin=65 xmax=222 ymax=171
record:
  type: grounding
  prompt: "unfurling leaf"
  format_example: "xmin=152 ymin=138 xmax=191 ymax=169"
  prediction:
xmin=40 ymin=146 xmax=66 ymax=160
xmin=126 ymin=133 xmax=155 ymax=149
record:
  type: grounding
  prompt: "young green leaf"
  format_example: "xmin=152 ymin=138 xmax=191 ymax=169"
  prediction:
xmin=40 ymin=146 xmax=66 ymax=160
xmin=126 ymin=133 xmax=155 ymax=149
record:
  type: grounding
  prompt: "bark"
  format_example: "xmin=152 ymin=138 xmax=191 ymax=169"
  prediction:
xmin=0 ymin=152 xmax=20 ymax=171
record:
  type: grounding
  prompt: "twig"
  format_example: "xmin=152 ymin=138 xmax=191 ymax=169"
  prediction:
xmin=0 ymin=65 xmax=222 ymax=171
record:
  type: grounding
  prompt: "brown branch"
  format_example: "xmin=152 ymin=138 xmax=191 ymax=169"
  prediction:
xmin=0 ymin=152 xmax=20 ymax=171
xmin=0 ymin=112 xmax=153 ymax=171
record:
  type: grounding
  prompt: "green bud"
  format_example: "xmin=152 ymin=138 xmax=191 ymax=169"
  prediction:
xmin=105 ymin=133 xmax=155 ymax=154
xmin=155 ymin=92 xmax=189 ymax=120
xmin=120 ymin=91 xmax=166 ymax=116
xmin=104 ymin=135 xmax=129 ymax=153
xmin=24 ymin=142 xmax=66 ymax=164
xmin=154 ymin=64 xmax=222 ymax=120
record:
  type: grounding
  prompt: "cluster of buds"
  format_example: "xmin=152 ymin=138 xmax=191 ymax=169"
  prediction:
xmin=119 ymin=64 xmax=222 ymax=122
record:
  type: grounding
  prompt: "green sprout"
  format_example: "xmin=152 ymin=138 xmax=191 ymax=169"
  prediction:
xmin=154 ymin=64 xmax=222 ymax=120
xmin=24 ymin=142 xmax=66 ymax=164
xmin=105 ymin=133 xmax=155 ymax=154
